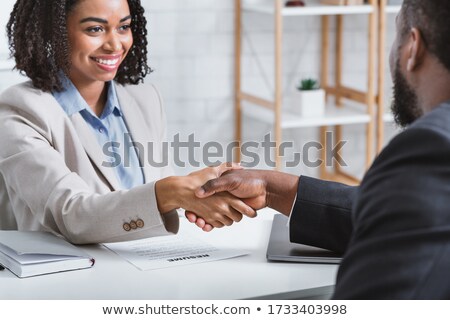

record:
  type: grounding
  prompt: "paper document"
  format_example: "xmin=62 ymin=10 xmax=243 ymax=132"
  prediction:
xmin=103 ymin=234 xmax=248 ymax=270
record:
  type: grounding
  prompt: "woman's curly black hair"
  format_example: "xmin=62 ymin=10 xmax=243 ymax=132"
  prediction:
xmin=6 ymin=0 xmax=152 ymax=92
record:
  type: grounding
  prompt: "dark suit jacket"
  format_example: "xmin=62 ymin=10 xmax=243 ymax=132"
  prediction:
xmin=290 ymin=102 xmax=450 ymax=299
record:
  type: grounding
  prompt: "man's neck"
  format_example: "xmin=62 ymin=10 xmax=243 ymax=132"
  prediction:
xmin=417 ymin=58 xmax=450 ymax=114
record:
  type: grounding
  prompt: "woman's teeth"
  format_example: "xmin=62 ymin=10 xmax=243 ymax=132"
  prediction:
xmin=93 ymin=58 xmax=119 ymax=66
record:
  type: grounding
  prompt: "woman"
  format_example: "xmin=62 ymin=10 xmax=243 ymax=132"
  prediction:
xmin=0 ymin=0 xmax=254 ymax=243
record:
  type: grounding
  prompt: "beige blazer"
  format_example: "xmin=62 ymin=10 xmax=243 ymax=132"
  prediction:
xmin=0 ymin=81 xmax=179 ymax=244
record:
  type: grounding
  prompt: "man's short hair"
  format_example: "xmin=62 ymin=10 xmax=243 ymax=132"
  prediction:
xmin=401 ymin=0 xmax=450 ymax=73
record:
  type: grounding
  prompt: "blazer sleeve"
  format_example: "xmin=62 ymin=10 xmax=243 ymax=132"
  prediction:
xmin=0 ymin=83 xmax=178 ymax=244
xmin=333 ymin=126 xmax=450 ymax=299
xmin=289 ymin=176 xmax=357 ymax=254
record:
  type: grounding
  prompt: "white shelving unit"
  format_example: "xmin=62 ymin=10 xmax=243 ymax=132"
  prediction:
xmin=385 ymin=5 xmax=401 ymax=14
xmin=242 ymin=3 xmax=373 ymax=16
xmin=235 ymin=0 xmax=377 ymax=184
xmin=243 ymin=103 xmax=371 ymax=129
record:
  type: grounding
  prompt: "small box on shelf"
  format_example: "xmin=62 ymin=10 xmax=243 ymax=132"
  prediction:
xmin=320 ymin=0 xmax=364 ymax=5
xmin=285 ymin=0 xmax=305 ymax=7
xmin=294 ymin=79 xmax=326 ymax=118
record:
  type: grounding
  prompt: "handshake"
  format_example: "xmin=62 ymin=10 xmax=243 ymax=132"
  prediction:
xmin=176 ymin=163 xmax=299 ymax=232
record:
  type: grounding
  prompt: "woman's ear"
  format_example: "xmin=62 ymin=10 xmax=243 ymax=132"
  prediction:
xmin=406 ymin=28 xmax=426 ymax=72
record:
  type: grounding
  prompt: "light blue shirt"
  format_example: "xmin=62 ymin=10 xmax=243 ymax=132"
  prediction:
xmin=53 ymin=77 xmax=144 ymax=190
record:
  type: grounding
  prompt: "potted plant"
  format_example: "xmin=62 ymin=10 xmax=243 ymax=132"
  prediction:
xmin=285 ymin=0 xmax=305 ymax=7
xmin=295 ymin=78 xmax=326 ymax=117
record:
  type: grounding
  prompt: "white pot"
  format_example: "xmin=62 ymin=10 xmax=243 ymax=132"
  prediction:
xmin=295 ymin=89 xmax=326 ymax=118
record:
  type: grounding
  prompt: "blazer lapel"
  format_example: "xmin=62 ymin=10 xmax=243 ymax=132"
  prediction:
xmin=115 ymin=85 xmax=152 ymax=184
xmin=44 ymin=90 xmax=122 ymax=191
xmin=70 ymin=113 xmax=122 ymax=191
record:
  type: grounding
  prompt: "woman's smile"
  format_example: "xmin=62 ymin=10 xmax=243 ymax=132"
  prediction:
xmin=90 ymin=54 xmax=123 ymax=71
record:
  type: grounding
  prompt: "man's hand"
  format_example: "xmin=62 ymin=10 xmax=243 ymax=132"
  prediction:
xmin=195 ymin=169 xmax=299 ymax=214
xmin=185 ymin=169 xmax=267 ymax=231
xmin=185 ymin=168 xmax=299 ymax=231
xmin=196 ymin=170 xmax=268 ymax=210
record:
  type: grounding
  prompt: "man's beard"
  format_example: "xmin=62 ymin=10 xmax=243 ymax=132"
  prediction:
xmin=391 ymin=60 xmax=423 ymax=128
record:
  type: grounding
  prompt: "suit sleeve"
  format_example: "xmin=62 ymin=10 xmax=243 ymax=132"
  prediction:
xmin=333 ymin=126 xmax=450 ymax=299
xmin=289 ymin=176 xmax=357 ymax=254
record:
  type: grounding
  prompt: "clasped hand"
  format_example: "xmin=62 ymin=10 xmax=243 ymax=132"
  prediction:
xmin=184 ymin=164 xmax=268 ymax=231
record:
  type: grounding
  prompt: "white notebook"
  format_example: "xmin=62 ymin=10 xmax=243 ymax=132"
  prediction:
xmin=0 ymin=231 xmax=94 ymax=278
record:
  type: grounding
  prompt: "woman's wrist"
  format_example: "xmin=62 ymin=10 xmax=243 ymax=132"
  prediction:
xmin=155 ymin=176 xmax=185 ymax=214
xmin=155 ymin=175 xmax=201 ymax=214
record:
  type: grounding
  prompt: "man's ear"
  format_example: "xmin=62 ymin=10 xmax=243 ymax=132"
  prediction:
xmin=406 ymin=28 xmax=426 ymax=72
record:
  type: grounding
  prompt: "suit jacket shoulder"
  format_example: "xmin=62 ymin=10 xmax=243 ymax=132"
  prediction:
xmin=334 ymin=102 xmax=450 ymax=299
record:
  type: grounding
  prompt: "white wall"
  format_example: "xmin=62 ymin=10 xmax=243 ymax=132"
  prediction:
xmin=0 ymin=0 xmax=398 ymax=177
xmin=0 ymin=0 xmax=24 ymax=88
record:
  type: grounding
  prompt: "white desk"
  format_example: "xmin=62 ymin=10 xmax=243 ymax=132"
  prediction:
xmin=0 ymin=209 xmax=338 ymax=300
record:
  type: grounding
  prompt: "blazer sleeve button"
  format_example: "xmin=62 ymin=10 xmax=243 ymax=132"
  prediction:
xmin=136 ymin=219 xmax=144 ymax=228
xmin=129 ymin=220 xmax=137 ymax=230
xmin=123 ymin=223 xmax=131 ymax=232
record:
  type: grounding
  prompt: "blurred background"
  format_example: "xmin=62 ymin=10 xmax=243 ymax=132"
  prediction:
xmin=0 ymin=0 xmax=399 ymax=178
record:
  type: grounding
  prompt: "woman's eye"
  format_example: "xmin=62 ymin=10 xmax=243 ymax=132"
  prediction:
xmin=87 ymin=26 xmax=104 ymax=33
xmin=119 ymin=24 xmax=131 ymax=31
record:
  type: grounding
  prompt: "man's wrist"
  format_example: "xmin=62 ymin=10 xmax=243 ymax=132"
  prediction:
xmin=265 ymin=171 xmax=299 ymax=216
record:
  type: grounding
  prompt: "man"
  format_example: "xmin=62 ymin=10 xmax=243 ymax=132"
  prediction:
xmin=189 ymin=0 xmax=450 ymax=298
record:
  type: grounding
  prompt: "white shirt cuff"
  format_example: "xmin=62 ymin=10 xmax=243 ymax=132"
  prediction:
xmin=286 ymin=193 xmax=298 ymax=227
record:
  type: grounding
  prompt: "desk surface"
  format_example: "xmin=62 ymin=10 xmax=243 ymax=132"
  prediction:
xmin=0 ymin=209 xmax=338 ymax=300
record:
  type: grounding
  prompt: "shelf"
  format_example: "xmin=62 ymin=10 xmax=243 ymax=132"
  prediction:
xmin=242 ymin=103 xmax=370 ymax=129
xmin=385 ymin=5 xmax=401 ymax=14
xmin=236 ymin=0 xmax=377 ymax=173
xmin=243 ymin=3 xmax=374 ymax=16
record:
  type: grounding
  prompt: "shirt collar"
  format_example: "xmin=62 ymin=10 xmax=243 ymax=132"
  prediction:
xmin=52 ymin=75 xmax=122 ymax=119
xmin=103 ymin=81 xmax=122 ymax=119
